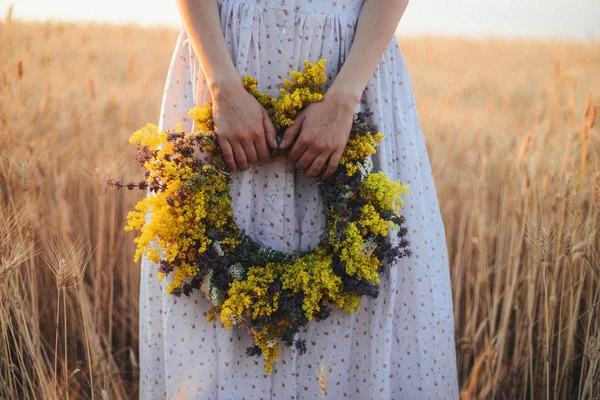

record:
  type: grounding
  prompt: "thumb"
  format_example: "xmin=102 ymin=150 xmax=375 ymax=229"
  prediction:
xmin=263 ymin=108 xmax=278 ymax=149
xmin=279 ymin=112 xmax=305 ymax=149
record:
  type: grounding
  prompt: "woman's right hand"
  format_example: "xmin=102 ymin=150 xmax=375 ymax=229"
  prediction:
xmin=175 ymin=0 xmax=278 ymax=170
xmin=211 ymin=81 xmax=278 ymax=172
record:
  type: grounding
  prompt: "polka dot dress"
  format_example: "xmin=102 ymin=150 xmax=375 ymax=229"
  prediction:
xmin=138 ymin=0 xmax=460 ymax=398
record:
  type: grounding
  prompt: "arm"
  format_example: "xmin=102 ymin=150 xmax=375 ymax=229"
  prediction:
xmin=176 ymin=0 xmax=277 ymax=171
xmin=280 ymin=0 xmax=410 ymax=179
xmin=328 ymin=0 xmax=410 ymax=103
xmin=175 ymin=0 xmax=240 ymax=94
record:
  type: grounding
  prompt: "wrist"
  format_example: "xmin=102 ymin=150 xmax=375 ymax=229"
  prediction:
xmin=208 ymin=74 xmax=245 ymax=99
xmin=324 ymin=79 xmax=364 ymax=112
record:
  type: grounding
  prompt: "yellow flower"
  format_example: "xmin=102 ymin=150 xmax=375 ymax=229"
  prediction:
xmin=129 ymin=123 xmax=167 ymax=150
xmin=188 ymin=102 xmax=214 ymax=131
xmin=361 ymin=171 xmax=410 ymax=214
xmin=359 ymin=203 xmax=393 ymax=236
xmin=280 ymin=251 xmax=342 ymax=320
xmin=220 ymin=263 xmax=280 ymax=329
xmin=332 ymin=222 xmax=382 ymax=283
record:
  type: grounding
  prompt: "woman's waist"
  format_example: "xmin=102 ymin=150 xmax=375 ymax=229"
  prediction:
xmin=216 ymin=0 xmax=364 ymax=18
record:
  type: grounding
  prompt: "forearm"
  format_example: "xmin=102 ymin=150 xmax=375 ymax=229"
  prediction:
xmin=176 ymin=0 xmax=243 ymax=96
xmin=327 ymin=0 xmax=409 ymax=103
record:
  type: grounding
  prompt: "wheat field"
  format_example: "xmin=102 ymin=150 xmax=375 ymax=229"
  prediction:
xmin=1 ymin=16 xmax=599 ymax=399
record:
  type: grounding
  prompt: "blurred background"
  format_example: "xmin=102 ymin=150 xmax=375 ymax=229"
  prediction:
xmin=1 ymin=1 xmax=599 ymax=399
xmin=10 ymin=0 xmax=600 ymax=40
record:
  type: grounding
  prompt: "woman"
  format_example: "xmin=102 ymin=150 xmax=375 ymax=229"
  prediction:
xmin=138 ymin=0 xmax=459 ymax=398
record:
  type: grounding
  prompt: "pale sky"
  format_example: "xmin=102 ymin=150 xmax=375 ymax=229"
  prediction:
xmin=4 ymin=0 xmax=600 ymax=40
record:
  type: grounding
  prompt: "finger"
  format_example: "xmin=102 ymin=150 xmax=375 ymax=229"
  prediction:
xmin=231 ymin=141 xmax=249 ymax=171
xmin=295 ymin=148 xmax=318 ymax=173
xmin=242 ymin=140 xmax=258 ymax=164
xmin=288 ymin=138 xmax=308 ymax=165
xmin=255 ymin=133 xmax=271 ymax=164
xmin=304 ymin=153 xmax=329 ymax=178
xmin=321 ymin=150 xmax=343 ymax=180
xmin=279 ymin=112 xmax=305 ymax=149
xmin=218 ymin=136 xmax=237 ymax=172
xmin=263 ymin=108 xmax=278 ymax=150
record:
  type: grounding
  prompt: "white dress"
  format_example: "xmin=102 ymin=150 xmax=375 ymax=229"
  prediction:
xmin=138 ymin=0 xmax=459 ymax=398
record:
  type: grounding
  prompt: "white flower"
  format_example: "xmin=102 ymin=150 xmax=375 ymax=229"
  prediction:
xmin=212 ymin=241 xmax=225 ymax=256
xmin=360 ymin=238 xmax=377 ymax=256
xmin=228 ymin=262 xmax=244 ymax=280
xmin=357 ymin=154 xmax=374 ymax=180
xmin=229 ymin=313 xmax=241 ymax=326
xmin=363 ymin=154 xmax=374 ymax=175
xmin=210 ymin=286 xmax=223 ymax=306
xmin=267 ymin=339 xmax=277 ymax=348
xmin=200 ymin=270 xmax=213 ymax=299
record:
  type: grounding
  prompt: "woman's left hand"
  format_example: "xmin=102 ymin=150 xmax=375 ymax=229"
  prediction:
xmin=278 ymin=89 xmax=359 ymax=180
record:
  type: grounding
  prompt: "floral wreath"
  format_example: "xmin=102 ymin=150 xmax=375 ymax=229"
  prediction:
xmin=108 ymin=59 xmax=412 ymax=374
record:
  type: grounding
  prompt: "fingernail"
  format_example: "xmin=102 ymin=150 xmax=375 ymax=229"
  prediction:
xmin=279 ymin=139 xmax=286 ymax=149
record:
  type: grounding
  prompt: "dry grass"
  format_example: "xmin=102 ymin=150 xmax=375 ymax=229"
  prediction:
xmin=0 ymin=17 xmax=599 ymax=399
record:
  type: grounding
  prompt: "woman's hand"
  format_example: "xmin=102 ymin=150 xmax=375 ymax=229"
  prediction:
xmin=211 ymin=81 xmax=277 ymax=171
xmin=175 ymin=0 xmax=276 ymax=171
xmin=279 ymin=87 xmax=360 ymax=180
xmin=272 ymin=0 xmax=411 ymax=178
